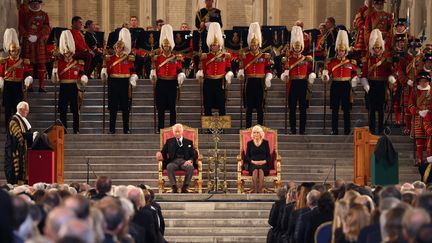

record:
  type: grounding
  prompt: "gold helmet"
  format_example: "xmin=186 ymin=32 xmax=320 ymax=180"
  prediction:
xmin=115 ymin=28 xmax=132 ymax=54
xmin=3 ymin=28 xmax=20 ymax=53
xmin=335 ymin=30 xmax=350 ymax=53
xmin=369 ymin=28 xmax=384 ymax=54
xmin=159 ymin=24 xmax=175 ymax=49
xmin=247 ymin=22 xmax=262 ymax=47
xmin=207 ymin=22 xmax=223 ymax=49
xmin=59 ymin=30 xmax=76 ymax=55
xmin=290 ymin=26 xmax=304 ymax=53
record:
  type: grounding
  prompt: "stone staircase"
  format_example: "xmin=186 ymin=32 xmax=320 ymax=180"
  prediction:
xmin=157 ymin=194 xmax=275 ymax=243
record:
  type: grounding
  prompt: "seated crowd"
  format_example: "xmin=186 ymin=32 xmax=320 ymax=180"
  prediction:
xmin=267 ymin=180 xmax=432 ymax=243
xmin=0 ymin=176 xmax=166 ymax=243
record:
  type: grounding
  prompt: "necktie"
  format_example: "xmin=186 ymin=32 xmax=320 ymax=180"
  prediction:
xmin=177 ymin=138 xmax=183 ymax=147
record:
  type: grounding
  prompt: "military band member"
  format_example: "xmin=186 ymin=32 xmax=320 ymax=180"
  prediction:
xmin=195 ymin=0 xmax=222 ymax=31
xmin=0 ymin=28 xmax=33 ymax=128
xmin=101 ymin=28 xmax=138 ymax=134
xmin=18 ymin=0 xmax=50 ymax=92
xmin=364 ymin=0 xmax=393 ymax=52
xmin=196 ymin=22 xmax=233 ymax=117
xmin=238 ymin=22 xmax=273 ymax=128
xmin=150 ymin=24 xmax=186 ymax=132
xmin=408 ymin=72 xmax=431 ymax=165
xmin=390 ymin=34 xmax=408 ymax=126
xmin=361 ymin=29 xmax=396 ymax=135
xmin=322 ymin=30 xmax=359 ymax=135
xmin=280 ymin=26 xmax=316 ymax=135
xmin=52 ymin=30 xmax=89 ymax=134
xmin=399 ymin=39 xmax=424 ymax=135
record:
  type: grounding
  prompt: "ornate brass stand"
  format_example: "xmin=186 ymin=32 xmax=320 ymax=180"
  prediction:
xmin=201 ymin=115 xmax=231 ymax=193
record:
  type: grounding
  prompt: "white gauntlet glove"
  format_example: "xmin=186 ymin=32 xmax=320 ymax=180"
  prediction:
xmin=28 ymin=35 xmax=38 ymax=43
xmin=0 ymin=77 xmax=4 ymax=89
xmin=237 ymin=69 xmax=245 ymax=79
xmin=129 ymin=74 xmax=138 ymax=87
xmin=351 ymin=76 xmax=359 ymax=88
xmin=24 ymin=76 xmax=33 ymax=87
xmin=407 ymin=79 xmax=413 ymax=87
xmin=177 ymin=72 xmax=186 ymax=86
xmin=80 ymin=75 xmax=89 ymax=86
xmin=419 ymin=110 xmax=429 ymax=118
xmin=361 ymin=78 xmax=370 ymax=93
xmin=196 ymin=70 xmax=204 ymax=79
xmin=388 ymin=75 xmax=396 ymax=84
xmin=51 ymin=68 xmax=59 ymax=83
xmin=150 ymin=69 xmax=157 ymax=81
xmin=322 ymin=70 xmax=330 ymax=82
xmin=280 ymin=70 xmax=289 ymax=81
xmin=225 ymin=71 xmax=234 ymax=85
xmin=308 ymin=72 xmax=316 ymax=84
xmin=101 ymin=68 xmax=108 ymax=81
xmin=265 ymin=73 xmax=273 ymax=88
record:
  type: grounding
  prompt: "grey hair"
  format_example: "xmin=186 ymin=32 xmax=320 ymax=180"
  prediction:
xmin=172 ymin=123 xmax=184 ymax=132
xmin=16 ymin=101 xmax=29 ymax=111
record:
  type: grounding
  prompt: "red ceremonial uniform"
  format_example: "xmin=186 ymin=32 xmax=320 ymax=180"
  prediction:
xmin=201 ymin=52 xmax=231 ymax=79
xmin=365 ymin=10 xmax=393 ymax=51
xmin=243 ymin=52 xmax=272 ymax=77
xmin=353 ymin=4 xmax=368 ymax=55
xmin=0 ymin=57 xmax=31 ymax=81
xmin=423 ymin=112 xmax=432 ymax=157
xmin=327 ymin=58 xmax=357 ymax=80
xmin=361 ymin=56 xmax=392 ymax=80
xmin=154 ymin=53 xmax=183 ymax=79
xmin=409 ymin=86 xmax=431 ymax=162
xmin=70 ymin=29 xmax=90 ymax=53
xmin=282 ymin=54 xmax=313 ymax=93
xmin=57 ymin=59 xmax=85 ymax=82
xmin=18 ymin=4 xmax=51 ymax=64
xmin=106 ymin=54 xmax=136 ymax=78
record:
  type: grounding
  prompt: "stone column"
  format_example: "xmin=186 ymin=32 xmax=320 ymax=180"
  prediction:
xmin=140 ymin=0 xmax=152 ymax=28
xmin=156 ymin=0 xmax=167 ymax=24
xmin=267 ymin=0 xmax=280 ymax=25
xmin=251 ymin=0 xmax=264 ymax=24
xmin=217 ymin=0 xmax=227 ymax=29
xmin=101 ymin=0 xmax=110 ymax=33
xmin=64 ymin=0 xmax=73 ymax=28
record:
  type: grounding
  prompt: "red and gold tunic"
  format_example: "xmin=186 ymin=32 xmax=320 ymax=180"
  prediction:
xmin=353 ymin=4 xmax=368 ymax=52
xmin=399 ymin=55 xmax=424 ymax=106
xmin=70 ymin=29 xmax=90 ymax=53
xmin=56 ymin=59 xmax=85 ymax=83
xmin=18 ymin=4 xmax=51 ymax=63
xmin=361 ymin=56 xmax=392 ymax=80
xmin=106 ymin=54 xmax=136 ymax=78
xmin=409 ymin=86 xmax=431 ymax=138
xmin=153 ymin=53 xmax=183 ymax=80
xmin=365 ymin=10 xmax=393 ymax=51
xmin=241 ymin=51 xmax=272 ymax=78
xmin=423 ymin=112 xmax=432 ymax=156
xmin=0 ymin=57 xmax=31 ymax=82
xmin=201 ymin=51 xmax=231 ymax=79
xmin=282 ymin=54 xmax=313 ymax=80
xmin=326 ymin=58 xmax=357 ymax=81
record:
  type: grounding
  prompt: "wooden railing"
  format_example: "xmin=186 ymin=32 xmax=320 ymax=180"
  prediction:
xmin=353 ymin=127 xmax=379 ymax=186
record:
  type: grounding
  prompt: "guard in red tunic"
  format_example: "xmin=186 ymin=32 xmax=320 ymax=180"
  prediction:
xmin=399 ymin=39 xmax=424 ymax=135
xmin=52 ymin=30 xmax=89 ymax=134
xmin=196 ymin=22 xmax=233 ymax=117
xmin=101 ymin=28 xmax=138 ymax=134
xmin=364 ymin=0 xmax=393 ymax=52
xmin=390 ymin=34 xmax=408 ymax=126
xmin=322 ymin=30 xmax=359 ymax=135
xmin=353 ymin=0 xmax=369 ymax=60
xmin=361 ymin=29 xmax=396 ymax=135
xmin=150 ymin=24 xmax=185 ymax=132
xmin=0 ymin=28 xmax=33 ymax=128
xmin=18 ymin=0 xmax=50 ymax=92
xmin=238 ymin=22 xmax=273 ymax=128
xmin=409 ymin=72 xmax=431 ymax=165
xmin=280 ymin=26 xmax=316 ymax=135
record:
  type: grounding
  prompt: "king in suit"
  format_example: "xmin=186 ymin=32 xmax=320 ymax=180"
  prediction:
xmin=156 ymin=124 xmax=198 ymax=193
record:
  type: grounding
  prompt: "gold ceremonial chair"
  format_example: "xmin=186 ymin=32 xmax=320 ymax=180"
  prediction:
xmin=236 ymin=125 xmax=281 ymax=193
xmin=158 ymin=125 xmax=203 ymax=193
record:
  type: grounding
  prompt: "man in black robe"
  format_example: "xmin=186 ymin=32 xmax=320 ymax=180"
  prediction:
xmin=4 ymin=101 xmax=36 ymax=184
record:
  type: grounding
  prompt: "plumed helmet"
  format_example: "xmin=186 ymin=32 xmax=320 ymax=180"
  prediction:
xmin=247 ymin=22 xmax=262 ymax=47
xmin=290 ymin=25 xmax=304 ymax=52
xmin=159 ymin=24 xmax=175 ymax=49
xmin=59 ymin=30 xmax=76 ymax=55
xmin=115 ymin=28 xmax=132 ymax=55
xmin=206 ymin=22 xmax=224 ymax=49
xmin=369 ymin=28 xmax=384 ymax=54
xmin=335 ymin=30 xmax=350 ymax=53
xmin=3 ymin=28 xmax=20 ymax=53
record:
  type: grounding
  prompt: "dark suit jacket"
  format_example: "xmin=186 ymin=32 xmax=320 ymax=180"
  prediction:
xmin=295 ymin=207 xmax=315 ymax=243
xmin=161 ymin=137 xmax=197 ymax=168
xmin=304 ymin=208 xmax=333 ymax=243
xmin=358 ymin=223 xmax=381 ymax=243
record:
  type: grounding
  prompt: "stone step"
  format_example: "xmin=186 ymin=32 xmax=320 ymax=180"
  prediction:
xmin=164 ymin=218 xmax=268 ymax=227
xmin=162 ymin=210 xmax=270 ymax=219
xmin=163 ymin=227 xmax=269 ymax=236
xmin=159 ymin=202 xmax=273 ymax=210
xmin=163 ymin=235 xmax=267 ymax=243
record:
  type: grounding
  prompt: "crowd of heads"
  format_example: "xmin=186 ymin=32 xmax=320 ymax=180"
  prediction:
xmin=0 ymin=176 xmax=165 ymax=243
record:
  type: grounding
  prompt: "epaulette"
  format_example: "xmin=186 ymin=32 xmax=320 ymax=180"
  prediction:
xmin=78 ymin=60 xmax=85 ymax=65
xmin=128 ymin=55 xmax=135 ymax=62
xmin=200 ymin=53 xmax=208 ymax=60
xmin=23 ymin=59 xmax=31 ymax=65
xmin=224 ymin=53 xmax=231 ymax=59
xmin=281 ymin=56 xmax=288 ymax=64
xmin=176 ymin=54 xmax=184 ymax=61
xmin=305 ymin=55 xmax=313 ymax=62
xmin=351 ymin=59 xmax=357 ymax=65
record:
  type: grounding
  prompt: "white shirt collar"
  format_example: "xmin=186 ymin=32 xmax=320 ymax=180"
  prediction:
xmin=417 ymin=85 xmax=431 ymax=91
xmin=16 ymin=112 xmax=31 ymax=130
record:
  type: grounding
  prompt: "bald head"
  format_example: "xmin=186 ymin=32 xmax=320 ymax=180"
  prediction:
xmin=44 ymin=206 xmax=76 ymax=241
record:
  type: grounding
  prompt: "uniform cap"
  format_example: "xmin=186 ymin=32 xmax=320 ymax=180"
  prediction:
xmin=59 ymin=30 xmax=76 ymax=54
xmin=247 ymin=22 xmax=262 ymax=47
xmin=3 ymin=28 xmax=20 ymax=53
xmin=159 ymin=24 xmax=175 ymax=49
xmin=206 ymin=22 xmax=224 ymax=49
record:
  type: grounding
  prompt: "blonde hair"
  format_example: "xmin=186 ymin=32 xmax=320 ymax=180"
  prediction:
xmin=332 ymin=200 xmax=350 ymax=242
xmin=251 ymin=125 xmax=265 ymax=141
xmin=343 ymin=204 xmax=371 ymax=242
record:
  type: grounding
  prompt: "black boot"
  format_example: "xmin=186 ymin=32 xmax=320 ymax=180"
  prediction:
xmin=171 ymin=185 xmax=178 ymax=193
xmin=181 ymin=184 xmax=188 ymax=193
